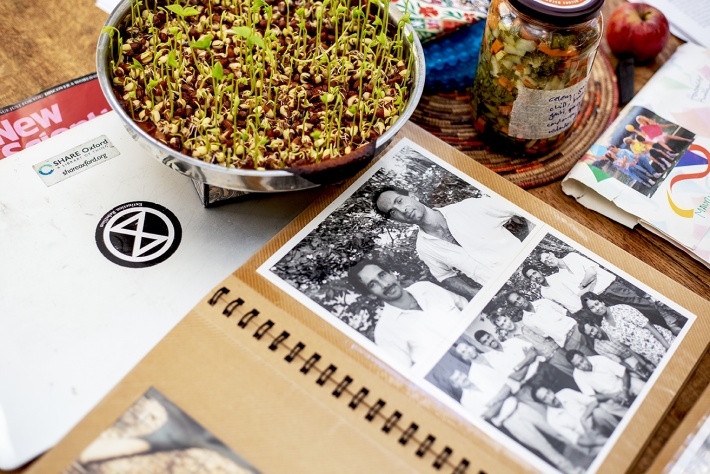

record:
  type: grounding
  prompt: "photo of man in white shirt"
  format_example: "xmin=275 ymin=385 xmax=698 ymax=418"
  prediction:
xmin=348 ymin=258 xmax=467 ymax=369
xmin=373 ymin=186 xmax=532 ymax=298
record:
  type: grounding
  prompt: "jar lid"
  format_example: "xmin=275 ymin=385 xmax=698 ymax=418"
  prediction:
xmin=508 ymin=0 xmax=604 ymax=26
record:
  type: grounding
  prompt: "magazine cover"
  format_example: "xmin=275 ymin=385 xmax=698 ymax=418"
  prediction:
xmin=562 ymin=43 xmax=710 ymax=267
xmin=0 ymin=74 xmax=108 ymax=160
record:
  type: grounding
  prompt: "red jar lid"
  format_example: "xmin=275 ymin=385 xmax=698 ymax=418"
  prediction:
xmin=508 ymin=0 xmax=604 ymax=26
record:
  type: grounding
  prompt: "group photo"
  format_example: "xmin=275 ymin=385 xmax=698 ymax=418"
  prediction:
xmin=260 ymin=143 xmax=538 ymax=372
xmin=425 ymin=233 xmax=691 ymax=474
xmin=581 ymin=105 xmax=696 ymax=196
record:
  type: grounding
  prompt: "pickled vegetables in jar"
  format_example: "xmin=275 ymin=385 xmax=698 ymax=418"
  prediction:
xmin=471 ymin=0 xmax=604 ymax=156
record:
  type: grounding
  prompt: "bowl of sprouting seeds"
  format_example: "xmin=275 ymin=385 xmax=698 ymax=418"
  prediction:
xmin=97 ymin=0 xmax=424 ymax=192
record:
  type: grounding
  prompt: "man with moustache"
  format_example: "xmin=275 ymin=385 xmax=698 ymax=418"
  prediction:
xmin=373 ymin=186 xmax=531 ymax=298
xmin=473 ymin=330 xmax=540 ymax=386
xmin=347 ymin=258 xmax=467 ymax=369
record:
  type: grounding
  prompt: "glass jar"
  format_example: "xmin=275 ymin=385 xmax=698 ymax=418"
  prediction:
xmin=471 ymin=0 xmax=604 ymax=156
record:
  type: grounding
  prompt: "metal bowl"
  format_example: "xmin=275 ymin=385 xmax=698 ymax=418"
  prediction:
xmin=96 ymin=0 xmax=425 ymax=192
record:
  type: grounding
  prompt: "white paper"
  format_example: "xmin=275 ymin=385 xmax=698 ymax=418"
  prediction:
xmin=96 ymin=0 xmax=120 ymax=14
xmin=0 ymin=111 xmax=320 ymax=469
xmin=562 ymin=43 xmax=710 ymax=267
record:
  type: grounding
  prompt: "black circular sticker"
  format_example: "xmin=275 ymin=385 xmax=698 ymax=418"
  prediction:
xmin=96 ymin=201 xmax=182 ymax=268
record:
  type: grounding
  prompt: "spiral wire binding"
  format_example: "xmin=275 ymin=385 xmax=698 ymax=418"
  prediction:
xmin=208 ymin=287 xmax=477 ymax=474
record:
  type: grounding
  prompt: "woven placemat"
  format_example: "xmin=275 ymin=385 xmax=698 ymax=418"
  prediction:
xmin=411 ymin=53 xmax=619 ymax=188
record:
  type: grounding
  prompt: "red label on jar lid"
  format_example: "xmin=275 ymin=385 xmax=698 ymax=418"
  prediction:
xmin=533 ymin=0 xmax=595 ymax=8
xmin=510 ymin=0 xmax=604 ymax=24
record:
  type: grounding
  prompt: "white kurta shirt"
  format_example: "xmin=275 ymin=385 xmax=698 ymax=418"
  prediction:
xmin=374 ymin=281 xmax=466 ymax=369
xmin=482 ymin=337 xmax=539 ymax=382
xmin=558 ymin=252 xmax=615 ymax=295
xmin=521 ymin=298 xmax=576 ymax=348
xmin=573 ymin=355 xmax=627 ymax=396
xmin=546 ymin=389 xmax=597 ymax=445
xmin=415 ymin=198 xmax=527 ymax=285
xmin=542 ymin=272 xmax=584 ymax=313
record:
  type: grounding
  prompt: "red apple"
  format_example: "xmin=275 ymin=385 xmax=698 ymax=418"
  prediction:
xmin=606 ymin=2 xmax=670 ymax=63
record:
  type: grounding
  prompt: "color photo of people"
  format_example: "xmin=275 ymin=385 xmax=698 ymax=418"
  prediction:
xmin=425 ymin=232 xmax=691 ymax=474
xmin=260 ymin=141 xmax=539 ymax=373
xmin=580 ymin=106 xmax=695 ymax=197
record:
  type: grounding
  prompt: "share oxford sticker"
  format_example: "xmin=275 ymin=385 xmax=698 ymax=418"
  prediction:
xmin=32 ymin=135 xmax=119 ymax=186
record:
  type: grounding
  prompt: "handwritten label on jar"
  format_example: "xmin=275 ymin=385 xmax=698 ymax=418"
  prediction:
xmin=508 ymin=78 xmax=589 ymax=139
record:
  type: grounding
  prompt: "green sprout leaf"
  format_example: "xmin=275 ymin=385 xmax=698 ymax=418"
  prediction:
xmin=212 ymin=62 xmax=225 ymax=80
xmin=407 ymin=32 xmax=414 ymax=43
xmin=248 ymin=35 xmax=265 ymax=50
xmin=167 ymin=50 xmax=179 ymax=68
xmin=165 ymin=4 xmax=199 ymax=18
xmin=190 ymin=35 xmax=213 ymax=49
xmin=129 ymin=58 xmax=143 ymax=69
xmin=232 ymin=26 xmax=252 ymax=39
xmin=101 ymin=26 xmax=120 ymax=36
xmin=377 ymin=32 xmax=387 ymax=46
xmin=310 ymin=130 xmax=321 ymax=139
xmin=232 ymin=26 xmax=266 ymax=51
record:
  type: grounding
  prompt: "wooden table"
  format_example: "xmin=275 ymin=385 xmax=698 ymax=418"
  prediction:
xmin=0 ymin=0 xmax=707 ymax=472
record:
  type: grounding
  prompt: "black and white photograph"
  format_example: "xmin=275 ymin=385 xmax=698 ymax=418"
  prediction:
xmin=425 ymin=232 xmax=694 ymax=474
xmin=258 ymin=139 xmax=539 ymax=373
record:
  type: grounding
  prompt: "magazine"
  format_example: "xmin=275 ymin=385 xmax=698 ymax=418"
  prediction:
xmin=0 ymin=74 xmax=108 ymax=160
xmin=561 ymin=43 xmax=710 ymax=268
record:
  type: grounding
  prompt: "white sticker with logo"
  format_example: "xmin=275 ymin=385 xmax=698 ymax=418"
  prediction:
xmin=33 ymin=135 xmax=119 ymax=186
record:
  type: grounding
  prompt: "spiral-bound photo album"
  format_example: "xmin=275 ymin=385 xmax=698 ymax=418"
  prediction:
xmin=26 ymin=124 xmax=710 ymax=474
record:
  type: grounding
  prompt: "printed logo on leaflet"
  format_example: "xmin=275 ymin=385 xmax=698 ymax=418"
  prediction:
xmin=95 ymin=202 xmax=182 ymax=268
xmin=38 ymin=164 xmax=54 ymax=175
xmin=667 ymin=144 xmax=710 ymax=219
